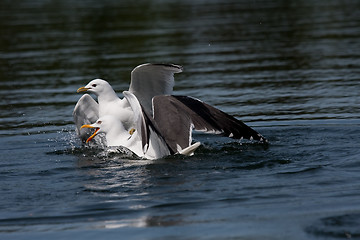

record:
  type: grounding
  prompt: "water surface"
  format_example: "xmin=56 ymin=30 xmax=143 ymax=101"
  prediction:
xmin=1 ymin=0 xmax=360 ymax=239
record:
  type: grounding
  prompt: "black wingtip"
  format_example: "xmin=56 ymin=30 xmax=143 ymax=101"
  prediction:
xmin=258 ymin=135 xmax=269 ymax=144
xmin=170 ymin=95 xmax=269 ymax=144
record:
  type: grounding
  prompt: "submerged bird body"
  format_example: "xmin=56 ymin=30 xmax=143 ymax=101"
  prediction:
xmin=81 ymin=115 xmax=171 ymax=159
xmin=81 ymin=114 xmax=200 ymax=159
xmin=73 ymin=63 xmax=267 ymax=159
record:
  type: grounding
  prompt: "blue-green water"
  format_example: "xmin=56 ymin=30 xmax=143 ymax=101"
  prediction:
xmin=1 ymin=0 xmax=360 ymax=239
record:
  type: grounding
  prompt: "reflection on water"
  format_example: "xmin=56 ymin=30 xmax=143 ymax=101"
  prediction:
xmin=0 ymin=0 xmax=360 ymax=239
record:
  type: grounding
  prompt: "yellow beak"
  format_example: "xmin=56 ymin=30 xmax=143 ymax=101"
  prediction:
xmin=81 ymin=124 xmax=100 ymax=143
xmin=77 ymin=87 xmax=90 ymax=93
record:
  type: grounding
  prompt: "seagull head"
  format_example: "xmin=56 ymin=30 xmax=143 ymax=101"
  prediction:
xmin=80 ymin=119 xmax=102 ymax=143
xmin=77 ymin=79 xmax=113 ymax=96
xmin=80 ymin=115 xmax=127 ymax=143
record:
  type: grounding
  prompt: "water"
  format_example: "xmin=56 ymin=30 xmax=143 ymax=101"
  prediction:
xmin=1 ymin=0 xmax=360 ymax=239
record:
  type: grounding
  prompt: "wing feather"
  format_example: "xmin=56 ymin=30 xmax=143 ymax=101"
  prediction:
xmin=152 ymin=95 xmax=268 ymax=150
xmin=129 ymin=63 xmax=182 ymax=115
xmin=73 ymin=94 xmax=99 ymax=142
xmin=123 ymin=91 xmax=174 ymax=155
xmin=123 ymin=91 xmax=149 ymax=153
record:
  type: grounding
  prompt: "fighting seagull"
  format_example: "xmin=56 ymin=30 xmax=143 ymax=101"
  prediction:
xmin=73 ymin=63 xmax=267 ymax=159
xmin=80 ymin=114 xmax=201 ymax=159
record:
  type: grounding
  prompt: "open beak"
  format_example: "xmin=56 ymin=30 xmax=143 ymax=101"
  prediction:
xmin=77 ymin=87 xmax=90 ymax=93
xmin=81 ymin=124 xmax=100 ymax=143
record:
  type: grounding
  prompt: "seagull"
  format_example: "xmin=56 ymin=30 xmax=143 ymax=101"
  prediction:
xmin=73 ymin=63 xmax=182 ymax=142
xmin=73 ymin=63 xmax=267 ymax=159
xmin=79 ymin=115 xmax=169 ymax=159
xmin=80 ymin=115 xmax=200 ymax=159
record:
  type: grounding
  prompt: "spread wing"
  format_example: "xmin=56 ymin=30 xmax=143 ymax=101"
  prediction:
xmin=152 ymin=95 xmax=268 ymax=151
xmin=73 ymin=94 xmax=99 ymax=142
xmin=129 ymin=63 xmax=183 ymax=115
xmin=122 ymin=91 xmax=148 ymax=152
xmin=123 ymin=91 xmax=173 ymax=155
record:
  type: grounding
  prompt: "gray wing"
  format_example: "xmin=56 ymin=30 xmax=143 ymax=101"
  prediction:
xmin=73 ymin=94 xmax=99 ymax=142
xmin=129 ymin=63 xmax=183 ymax=115
xmin=123 ymin=91 xmax=174 ymax=155
xmin=152 ymin=95 xmax=268 ymax=152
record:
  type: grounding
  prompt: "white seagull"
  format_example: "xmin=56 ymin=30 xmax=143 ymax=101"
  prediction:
xmin=73 ymin=63 xmax=267 ymax=159
xmin=79 ymin=115 xmax=170 ymax=159
xmin=80 ymin=115 xmax=200 ymax=159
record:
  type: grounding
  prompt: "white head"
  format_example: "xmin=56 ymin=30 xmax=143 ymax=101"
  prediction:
xmin=77 ymin=79 xmax=114 ymax=97
xmin=80 ymin=115 xmax=129 ymax=143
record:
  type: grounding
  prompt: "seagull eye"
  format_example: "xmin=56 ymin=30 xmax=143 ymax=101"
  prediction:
xmin=92 ymin=84 xmax=97 ymax=87
xmin=97 ymin=120 xmax=102 ymax=124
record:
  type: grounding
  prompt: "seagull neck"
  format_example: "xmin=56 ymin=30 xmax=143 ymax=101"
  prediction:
xmin=97 ymin=89 xmax=119 ymax=103
xmin=106 ymin=125 xmax=128 ymax=146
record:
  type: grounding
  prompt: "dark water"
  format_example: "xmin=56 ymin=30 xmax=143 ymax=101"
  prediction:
xmin=1 ymin=0 xmax=360 ymax=239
